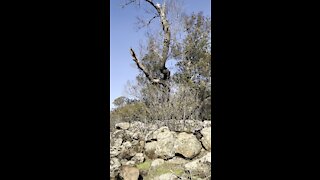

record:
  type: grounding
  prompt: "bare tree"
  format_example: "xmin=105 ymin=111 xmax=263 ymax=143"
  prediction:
xmin=123 ymin=0 xmax=172 ymax=101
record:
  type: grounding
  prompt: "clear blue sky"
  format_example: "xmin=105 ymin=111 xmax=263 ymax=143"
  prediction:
xmin=110 ymin=0 xmax=211 ymax=110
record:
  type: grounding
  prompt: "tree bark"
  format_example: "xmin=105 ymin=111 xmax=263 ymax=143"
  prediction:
xmin=130 ymin=0 xmax=171 ymax=83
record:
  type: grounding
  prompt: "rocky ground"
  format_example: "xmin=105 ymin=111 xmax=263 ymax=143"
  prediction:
xmin=110 ymin=120 xmax=211 ymax=180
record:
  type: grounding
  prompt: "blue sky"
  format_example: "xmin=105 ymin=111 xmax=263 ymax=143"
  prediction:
xmin=110 ymin=0 xmax=211 ymax=110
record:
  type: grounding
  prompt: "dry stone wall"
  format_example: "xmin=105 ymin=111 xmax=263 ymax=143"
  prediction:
xmin=110 ymin=120 xmax=211 ymax=180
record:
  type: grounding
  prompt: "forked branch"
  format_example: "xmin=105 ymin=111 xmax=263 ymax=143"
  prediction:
xmin=130 ymin=0 xmax=171 ymax=83
xmin=130 ymin=48 xmax=167 ymax=87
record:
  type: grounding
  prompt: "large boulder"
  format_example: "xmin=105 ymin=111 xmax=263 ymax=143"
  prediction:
xmin=184 ymin=152 xmax=211 ymax=178
xmin=200 ymin=127 xmax=211 ymax=151
xmin=115 ymin=122 xmax=130 ymax=130
xmin=119 ymin=165 xmax=140 ymax=180
xmin=145 ymin=127 xmax=176 ymax=159
xmin=154 ymin=127 xmax=176 ymax=159
xmin=117 ymin=138 xmax=144 ymax=160
xmin=174 ymin=132 xmax=202 ymax=159
xmin=155 ymin=139 xmax=176 ymax=159
xmin=145 ymin=141 xmax=158 ymax=159
xmin=118 ymin=141 xmax=136 ymax=159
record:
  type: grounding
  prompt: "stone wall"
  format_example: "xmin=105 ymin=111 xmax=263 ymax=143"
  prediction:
xmin=110 ymin=120 xmax=211 ymax=180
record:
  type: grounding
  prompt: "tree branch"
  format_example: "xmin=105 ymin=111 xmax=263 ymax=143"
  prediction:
xmin=130 ymin=48 xmax=167 ymax=87
xmin=128 ymin=0 xmax=171 ymax=102
xmin=147 ymin=15 xmax=159 ymax=26
xmin=145 ymin=0 xmax=171 ymax=80
xmin=121 ymin=0 xmax=136 ymax=8
xmin=136 ymin=14 xmax=160 ymax=30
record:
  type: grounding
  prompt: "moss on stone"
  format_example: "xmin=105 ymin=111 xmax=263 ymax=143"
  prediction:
xmin=137 ymin=161 xmax=185 ymax=180
xmin=136 ymin=159 xmax=152 ymax=170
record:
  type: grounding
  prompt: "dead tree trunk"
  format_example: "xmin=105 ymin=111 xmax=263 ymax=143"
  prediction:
xmin=129 ymin=0 xmax=171 ymax=102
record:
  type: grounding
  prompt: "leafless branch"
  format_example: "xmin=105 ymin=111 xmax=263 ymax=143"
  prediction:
xmin=130 ymin=48 xmax=167 ymax=87
xmin=136 ymin=14 xmax=160 ymax=30
xmin=121 ymin=0 xmax=136 ymax=8
xmin=147 ymin=15 xmax=159 ymax=26
xmin=127 ymin=0 xmax=172 ymax=102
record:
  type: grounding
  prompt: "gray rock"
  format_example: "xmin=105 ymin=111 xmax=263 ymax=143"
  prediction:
xmin=155 ymin=173 xmax=179 ymax=180
xmin=120 ymin=158 xmax=128 ymax=165
xmin=200 ymin=127 xmax=211 ymax=151
xmin=154 ymin=128 xmax=176 ymax=159
xmin=122 ymin=141 xmax=132 ymax=148
xmin=115 ymin=122 xmax=130 ymax=130
xmin=124 ymin=161 xmax=136 ymax=166
xmin=174 ymin=132 xmax=202 ymax=159
xmin=113 ymin=138 xmax=123 ymax=147
xmin=112 ymin=130 xmax=125 ymax=139
xmin=131 ymin=153 xmax=145 ymax=164
xmin=145 ymin=131 xmax=155 ymax=142
xmin=110 ymin=157 xmax=121 ymax=178
xmin=184 ymin=152 xmax=211 ymax=178
xmin=119 ymin=165 xmax=140 ymax=180
xmin=118 ymin=141 xmax=136 ymax=159
xmin=153 ymin=126 xmax=170 ymax=139
xmin=110 ymin=146 xmax=121 ymax=158
xmin=145 ymin=141 xmax=157 ymax=159
xmin=203 ymin=121 xmax=211 ymax=128
xmin=132 ymin=132 xmax=141 ymax=140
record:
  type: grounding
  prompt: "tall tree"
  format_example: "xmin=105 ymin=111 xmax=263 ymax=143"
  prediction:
xmin=173 ymin=12 xmax=211 ymax=120
xmin=124 ymin=0 xmax=172 ymax=101
xmin=121 ymin=1 xmax=212 ymax=121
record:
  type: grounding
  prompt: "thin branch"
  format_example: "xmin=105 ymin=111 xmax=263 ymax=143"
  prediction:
xmin=121 ymin=0 xmax=136 ymax=8
xmin=136 ymin=14 xmax=160 ymax=30
xmin=147 ymin=15 xmax=159 ymax=26
xmin=145 ymin=0 xmax=161 ymax=13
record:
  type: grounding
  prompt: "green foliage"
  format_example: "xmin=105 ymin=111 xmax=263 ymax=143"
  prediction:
xmin=112 ymin=96 xmax=128 ymax=107
xmin=110 ymin=100 xmax=147 ymax=131
xmin=172 ymin=12 xmax=211 ymax=120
